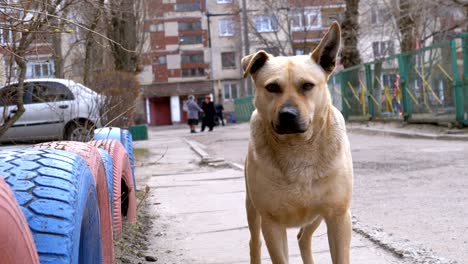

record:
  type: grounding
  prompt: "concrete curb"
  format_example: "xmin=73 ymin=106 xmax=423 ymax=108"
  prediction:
xmin=347 ymin=127 xmax=468 ymax=141
xmin=352 ymin=217 xmax=456 ymax=264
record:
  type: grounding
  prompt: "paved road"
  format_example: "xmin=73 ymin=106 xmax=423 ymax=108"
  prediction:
xmin=186 ymin=123 xmax=468 ymax=263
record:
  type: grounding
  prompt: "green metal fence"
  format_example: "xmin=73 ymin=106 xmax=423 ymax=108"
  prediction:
xmin=235 ymin=34 xmax=468 ymax=126
xmin=234 ymin=95 xmax=255 ymax=123
xmin=337 ymin=35 xmax=468 ymax=125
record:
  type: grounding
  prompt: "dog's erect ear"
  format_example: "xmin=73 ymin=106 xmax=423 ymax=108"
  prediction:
xmin=242 ymin=50 xmax=269 ymax=78
xmin=311 ymin=22 xmax=341 ymax=75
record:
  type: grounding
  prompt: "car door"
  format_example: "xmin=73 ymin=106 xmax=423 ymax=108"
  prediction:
xmin=22 ymin=82 xmax=74 ymax=140
xmin=0 ymin=84 xmax=33 ymax=141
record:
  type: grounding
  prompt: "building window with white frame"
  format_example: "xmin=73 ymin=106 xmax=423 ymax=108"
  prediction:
xmin=254 ymin=15 xmax=278 ymax=32
xmin=218 ymin=18 xmax=235 ymax=37
xmin=372 ymin=40 xmax=394 ymax=58
xmin=0 ymin=27 xmax=14 ymax=45
xmin=290 ymin=8 xmax=321 ymax=31
xmin=223 ymin=83 xmax=238 ymax=101
xmin=149 ymin=24 xmax=164 ymax=32
xmin=26 ymin=61 xmax=54 ymax=78
xmin=217 ymin=0 xmax=232 ymax=3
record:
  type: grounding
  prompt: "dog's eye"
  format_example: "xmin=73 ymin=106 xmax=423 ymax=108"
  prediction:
xmin=265 ymin=83 xmax=281 ymax=93
xmin=302 ymin=83 xmax=315 ymax=91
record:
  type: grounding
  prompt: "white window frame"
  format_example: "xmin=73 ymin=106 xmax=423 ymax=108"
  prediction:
xmin=26 ymin=61 xmax=54 ymax=78
xmin=223 ymin=82 xmax=239 ymax=101
xmin=290 ymin=8 xmax=321 ymax=31
xmin=218 ymin=18 xmax=235 ymax=37
xmin=149 ymin=24 xmax=164 ymax=32
xmin=254 ymin=15 xmax=277 ymax=33
xmin=0 ymin=27 xmax=14 ymax=45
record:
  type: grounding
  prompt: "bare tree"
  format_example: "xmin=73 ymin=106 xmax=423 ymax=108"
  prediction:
xmin=244 ymin=0 xmax=342 ymax=57
xmin=341 ymin=0 xmax=362 ymax=67
xmin=0 ymin=0 xmax=77 ymax=137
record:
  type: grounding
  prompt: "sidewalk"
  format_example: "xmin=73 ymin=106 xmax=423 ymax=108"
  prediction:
xmin=346 ymin=121 xmax=468 ymax=141
xmin=134 ymin=127 xmax=409 ymax=264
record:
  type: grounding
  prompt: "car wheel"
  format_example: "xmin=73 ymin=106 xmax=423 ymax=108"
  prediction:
xmin=94 ymin=127 xmax=136 ymax=187
xmin=88 ymin=139 xmax=137 ymax=236
xmin=65 ymin=120 xmax=94 ymax=142
xmin=33 ymin=141 xmax=114 ymax=263
xmin=0 ymin=148 xmax=102 ymax=264
xmin=0 ymin=176 xmax=40 ymax=264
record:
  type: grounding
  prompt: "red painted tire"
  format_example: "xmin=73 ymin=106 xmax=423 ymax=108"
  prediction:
xmin=0 ymin=176 xmax=40 ymax=264
xmin=88 ymin=139 xmax=137 ymax=236
xmin=33 ymin=141 xmax=114 ymax=264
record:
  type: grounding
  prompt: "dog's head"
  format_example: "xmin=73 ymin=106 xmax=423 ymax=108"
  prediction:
xmin=242 ymin=22 xmax=341 ymax=136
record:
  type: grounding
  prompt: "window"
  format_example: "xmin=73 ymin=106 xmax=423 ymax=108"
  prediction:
xmin=0 ymin=27 xmax=14 ymax=45
xmin=221 ymin=52 xmax=236 ymax=69
xmin=175 ymin=2 xmax=201 ymax=11
xmin=371 ymin=7 xmax=391 ymax=25
xmin=180 ymin=35 xmax=203 ymax=45
xmin=372 ymin=41 xmax=394 ymax=58
xmin=218 ymin=18 xmax=235 ymax=36
xmin=254 ymin=15 xmax=278 ymax=32
xmin=149 ymin=24 xmax=164 ymax=32
xmin=293 ymin=47 xmax=311 ymax=55
xmin=181 ymin=53 xmax=204 ymax=63
xmin=182 ymin=68 xmax=205 ymax=77
xmin=223 ymin=83 xmax=238 ymax=101
xmin=290 ymin=9 xmax=321 ymax=31
xmin=178 ymin=21 xmax=202 ymax=31
xmin=158 ymin=56 xmax=166 ymax=64
xmin=26 ymin=61 xmax=54 ymax=78
xmin=0 ymin=84 xmax=19 ymax=106
xmin=217 ymin=0 xmax=232 ymax=3
xmin=28 ymin=82 xmax=74 ymax=103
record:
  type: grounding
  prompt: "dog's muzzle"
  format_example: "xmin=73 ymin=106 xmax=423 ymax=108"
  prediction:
xmin=274 ymin=105 xmax=308 ymax=134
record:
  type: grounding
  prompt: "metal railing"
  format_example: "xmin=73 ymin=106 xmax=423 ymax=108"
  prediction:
xmin=235 ymin=33 xmax=468 ymax=126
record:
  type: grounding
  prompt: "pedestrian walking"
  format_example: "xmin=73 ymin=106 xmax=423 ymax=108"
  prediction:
xmin=215 ymin=103 xmax=225 ymax=126
xmin=184 ymin=95 xmax=203 ymax=133
xmin=201 ymin=95 xmax=216 ymax=132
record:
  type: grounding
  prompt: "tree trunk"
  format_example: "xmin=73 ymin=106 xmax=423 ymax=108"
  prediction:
xmin=84 ymin=0 xmax=105 ymax=86
xmin=108 ymin=0 xmax=138 ymax=72
xmin=398 ymin=0 xmax=417 ymax=52
xmin=52 ymin=32 xmax=64 ymax=78
xmin=341 ymin=0 xmax=362 ymax=68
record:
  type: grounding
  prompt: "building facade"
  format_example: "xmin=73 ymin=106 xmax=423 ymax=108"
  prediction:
xmin=139 ymin=0 xmax=346 ymax=126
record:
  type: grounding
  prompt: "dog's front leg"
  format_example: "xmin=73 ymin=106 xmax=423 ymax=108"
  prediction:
xmin=297 ymin=217 xmax=322 ymax=264
xmin=261 ymin=217 xmax=288 ymax=264
xmin=325 ymin=210 xmax=352 ymax=264
xmin=246 ymin=194 xmax=262 ymax=264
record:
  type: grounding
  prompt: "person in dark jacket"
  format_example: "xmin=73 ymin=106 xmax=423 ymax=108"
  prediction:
xmin=201 ymin=95 xmax=216 ymax=132
xmin=185 ymin=95 xmax=203 ymax=133
xmin=215 ymin=103 xmax=225 ymax=126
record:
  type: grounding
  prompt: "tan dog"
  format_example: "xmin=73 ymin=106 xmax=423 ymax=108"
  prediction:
xmin=242 ymin=22 xmax=353 ymax=264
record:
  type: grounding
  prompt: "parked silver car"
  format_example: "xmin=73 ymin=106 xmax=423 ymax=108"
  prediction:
xmin=0 ymin=78 xmax=103 ymax=143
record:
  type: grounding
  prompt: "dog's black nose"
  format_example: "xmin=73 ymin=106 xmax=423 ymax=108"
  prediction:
xmin=279 ymin=107 xmax=299 ymax=123
xmin=275 ymin=106 xmax=307 ymax=134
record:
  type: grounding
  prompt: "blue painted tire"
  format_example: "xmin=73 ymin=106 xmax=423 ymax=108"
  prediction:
xmin=94 ymin=127 xmax=135 ymax=187
xmin=0 ymin=149 xmax=102 ymax=264
xmin=96 ymin=148 xmax=114 ymax=216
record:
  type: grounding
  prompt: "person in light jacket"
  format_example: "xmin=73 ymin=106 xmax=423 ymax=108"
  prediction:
xmin=185 ymin=95 xmax=203 ymax=133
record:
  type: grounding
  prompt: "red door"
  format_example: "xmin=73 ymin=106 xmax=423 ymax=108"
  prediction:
xmin=149 ymin=97 xmax=172 ymax=126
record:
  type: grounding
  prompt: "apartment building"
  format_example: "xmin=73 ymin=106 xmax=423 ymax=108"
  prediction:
xmin=139 ymin=0 xmax=211 ymax=126
xmin=138 ymin=0 xmax=346 ymax=126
